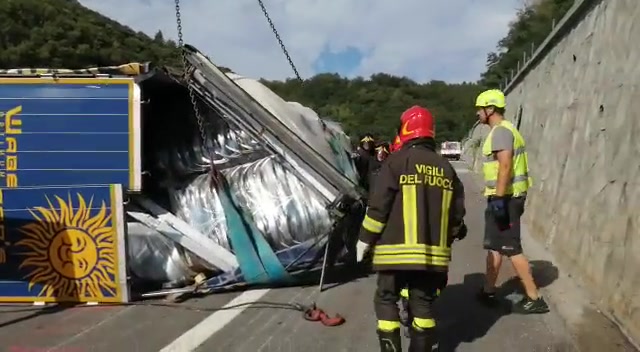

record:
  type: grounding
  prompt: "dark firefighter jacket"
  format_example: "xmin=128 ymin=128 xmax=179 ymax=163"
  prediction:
xmin=354 ymin=148 xmax=375 ymax=191
xmin=368 ymin=157 xmax=386 ymax=190
xmin=358 ymin=138 xmax=466 ymax=272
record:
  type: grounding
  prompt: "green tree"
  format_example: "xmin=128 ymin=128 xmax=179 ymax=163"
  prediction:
xmin=480 ymin=0 xmax=576 ymax=87
xmin=0 ymin=0 xmax=182 ymax=68
xmin=264 ymin=76 xmax=481 ymax=143
xmin=0 ymin=0 xmax=484 ymax=143
xmin=154 ymin=31 xmax=165 ymax=42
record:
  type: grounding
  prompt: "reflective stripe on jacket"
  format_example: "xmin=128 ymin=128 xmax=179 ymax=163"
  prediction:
xmin=358 ymin=138 xmax=466 ymax=272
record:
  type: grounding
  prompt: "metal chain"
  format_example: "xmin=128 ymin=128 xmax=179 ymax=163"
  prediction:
xmin=175 ymin=0 xmax=209 ymax=147
xmin=174 ymin=0 xmax=302 ymax=147
xmin=256 ymin=0 xmax=303 ymax=83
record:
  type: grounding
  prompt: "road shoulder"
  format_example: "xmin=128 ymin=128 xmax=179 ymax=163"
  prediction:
xmin=462 ymin=160 xmax=638 ymax=351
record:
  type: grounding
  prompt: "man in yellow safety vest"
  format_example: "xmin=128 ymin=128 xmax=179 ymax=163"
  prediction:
xmin=474 ymin=89 xmax=550 ymax=314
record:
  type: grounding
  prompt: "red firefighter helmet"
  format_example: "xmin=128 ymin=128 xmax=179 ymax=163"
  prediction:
xmin=390 ymin=135 xmax=402 ymax=152
xmin=398 ymin=105 xmax=434 ymax=144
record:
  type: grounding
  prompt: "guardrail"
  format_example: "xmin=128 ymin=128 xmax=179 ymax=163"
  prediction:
xmin=499 ymin=0 xmax=600 ymax=94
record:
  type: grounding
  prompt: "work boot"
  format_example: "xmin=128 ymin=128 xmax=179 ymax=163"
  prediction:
xmin=377 ymin=329 xmax=402 ymax=352
xmin=408 ymin=326 xmax=439 ymax=351
xmin=512 ymin=296 xmax=550 ymax=314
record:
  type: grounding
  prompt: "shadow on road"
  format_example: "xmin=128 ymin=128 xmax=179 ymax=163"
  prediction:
xmin=434 ymin=260 xmax=559 ymax=351
xmin=0 ymin=304 xmax=71 ymax=329
xmin=499 ymin=260 xmax=560 ymax=296
xmin=295 ymin=262 xmax=373 ymax=292
xmin=434 ymin=273 xmax=507 ymax=351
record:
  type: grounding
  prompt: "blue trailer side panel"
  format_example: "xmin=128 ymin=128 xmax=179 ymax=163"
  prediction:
xmin=0 ymin=185 xmax=129 ymax=303
xmin=0 ymin=78 xmax=142 ymax=191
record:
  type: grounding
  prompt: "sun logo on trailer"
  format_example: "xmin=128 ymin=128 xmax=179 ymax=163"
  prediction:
xmin=16 ymin=194 xmax=118 ymax=300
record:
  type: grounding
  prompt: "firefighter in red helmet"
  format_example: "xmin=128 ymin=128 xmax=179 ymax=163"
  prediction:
xmin=356 ymin=105 xmax=467 ymax=351
xmin=390 ymin=134 xmax=402 ymax=153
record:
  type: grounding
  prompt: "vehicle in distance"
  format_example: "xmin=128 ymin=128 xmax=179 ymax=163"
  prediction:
xmin=439 ymin=141 xmax=461 ymax=160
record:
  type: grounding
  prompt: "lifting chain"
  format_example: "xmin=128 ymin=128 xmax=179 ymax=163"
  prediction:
xmin=256 ymin=0 xmax=303 ymax=84
xmin=174 ymin=0 xmax=209 ymax=148
xmin=173 ymin=0 xmax=304 ymax=148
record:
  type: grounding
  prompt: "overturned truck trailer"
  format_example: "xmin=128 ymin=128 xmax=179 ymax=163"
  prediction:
xmin=0 ymin=45 xmax=365 ymax=303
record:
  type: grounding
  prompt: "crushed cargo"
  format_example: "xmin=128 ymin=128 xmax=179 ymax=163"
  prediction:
xmin=0 ymin=44 xmax=365 ymax=303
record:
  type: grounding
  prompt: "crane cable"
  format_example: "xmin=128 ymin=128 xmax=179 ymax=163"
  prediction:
xmin=256 ymin=0 xmax=303 ymax=83
xmin=173 ymin=0 xmax=303 ymax=149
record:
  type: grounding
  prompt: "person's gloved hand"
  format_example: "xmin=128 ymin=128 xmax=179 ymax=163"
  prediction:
xmin=454 ymin=222 xmax=468 ymax=241
xmin=489 ymin=196 xmax=510 ymax=230
xmin=356 ymin=240 xmax=372 ymax=262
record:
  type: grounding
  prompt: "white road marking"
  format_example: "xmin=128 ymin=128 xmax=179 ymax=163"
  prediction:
xmin=159 ymin=288 xmax=271 ymax=352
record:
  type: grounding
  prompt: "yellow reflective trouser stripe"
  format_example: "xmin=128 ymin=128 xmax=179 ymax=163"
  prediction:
xmin=374 ymin=244 xmax=451 ymax=256
xmin=373 ymin=254 xmax=449 ymax=266
xmin=362 ymin=215 xmax=385 ymax=233
xmin=402 ymin=185 xmax=418 ymax=244
xmin=413 ymin=318 xmax=436 ymax=329
xmin=440 ymin=189 xmax=452 ymax=248
xmin=378 ymin=320 xmax=401 ymax=331
xmin=399 ymin=288 xmax=441 ymax=299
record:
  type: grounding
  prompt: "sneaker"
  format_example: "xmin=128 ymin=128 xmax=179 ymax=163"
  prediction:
xmin=513 ymin=296 xmax=550 ymax=314
xmin=476 ymin=288 xmax=500 ymax=307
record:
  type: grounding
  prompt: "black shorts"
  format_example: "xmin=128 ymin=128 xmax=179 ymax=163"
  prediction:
xmin=483 ymin=196 xmax=526 ymax=256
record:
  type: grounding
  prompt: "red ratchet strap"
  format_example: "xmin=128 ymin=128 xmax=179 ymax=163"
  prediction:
xmin=302 ymin=303 xmax=345 ymax=327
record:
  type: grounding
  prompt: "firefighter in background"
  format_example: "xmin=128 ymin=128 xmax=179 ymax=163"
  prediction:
xmin=356 ymin=106 xmax=467 ymax=351
xmin=376 ymin=142 xmax=390 ymax=162
xmin=389 ymin=134 xmax=402 ymax=153
xmin=368 ymin=143 xmax=390 ymax=191
xmin=389 ymin=123 xmax=404 ymax=153
xmin=354 ymin=134 xmax=377 ymax=192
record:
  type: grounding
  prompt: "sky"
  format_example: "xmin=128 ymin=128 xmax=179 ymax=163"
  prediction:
xmin=78 ymin=0 xmax=523 ymax=83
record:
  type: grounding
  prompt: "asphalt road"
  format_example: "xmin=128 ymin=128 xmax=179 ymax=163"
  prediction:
xmin=0 ymin=161 xmax=633 ymax=352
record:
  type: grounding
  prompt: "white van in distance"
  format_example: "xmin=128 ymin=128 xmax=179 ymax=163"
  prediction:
xmin=439 ymin=141 xmax=461 ymax=160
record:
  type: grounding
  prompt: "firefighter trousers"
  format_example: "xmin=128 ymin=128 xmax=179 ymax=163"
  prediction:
xmin=374 ymin=270 xmax=446 ymax=332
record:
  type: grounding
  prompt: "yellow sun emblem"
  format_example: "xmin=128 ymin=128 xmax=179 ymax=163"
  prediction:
xmin=16 ymin=193 xmax=118 ymax=300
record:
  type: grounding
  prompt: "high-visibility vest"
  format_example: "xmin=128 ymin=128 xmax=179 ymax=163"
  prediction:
xmin=481 ymin=120 xmax=532 ymax=197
